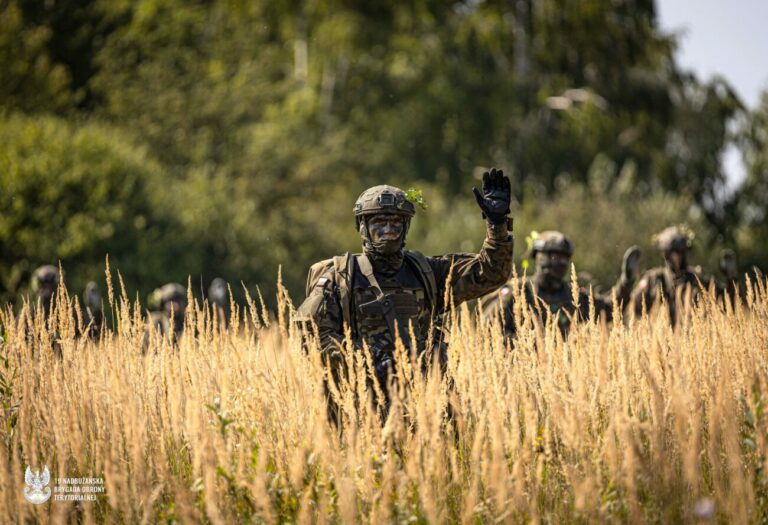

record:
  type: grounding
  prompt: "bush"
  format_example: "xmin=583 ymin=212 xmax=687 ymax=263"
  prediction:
xmin=0 ymin=112 xmax=171 ymax=303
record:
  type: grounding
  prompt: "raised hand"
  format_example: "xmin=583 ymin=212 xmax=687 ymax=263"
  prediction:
xmin=472 ymin=167 xmax=511 ymax=225
xmin=621 ymin=245 xmax=642 ymax=284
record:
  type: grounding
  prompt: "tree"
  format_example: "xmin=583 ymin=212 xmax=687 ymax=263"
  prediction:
xmin=0 ymin=113 xmax=172 ymax=302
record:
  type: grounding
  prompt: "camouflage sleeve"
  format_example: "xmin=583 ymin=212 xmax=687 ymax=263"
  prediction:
xmin=427 ymin=222 xmax=514 ymax=310
xmin=592 ymin=277 xmax=634 ymax=321
xmin=295 ymin=272 xmax=346 ymax=364
xmin=694 ymin=268 xmax=738 ymax=302
xmin=630 ymin=270 xmax=657 ymax=317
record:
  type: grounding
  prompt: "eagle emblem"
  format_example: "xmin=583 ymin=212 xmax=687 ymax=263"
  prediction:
xmin=24 ymin=465 xmax=51 ymax=504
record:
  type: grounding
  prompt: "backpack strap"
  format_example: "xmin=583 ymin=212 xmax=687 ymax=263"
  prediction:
xmin=331 ymin=252 xmax=353 ymax=330
xmin=404 ymin=250 xmax=437 ymax=309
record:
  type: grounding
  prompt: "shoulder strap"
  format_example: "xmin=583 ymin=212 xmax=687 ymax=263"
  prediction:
xmin=331 ymin=252 xmax=353 ymax=329
xmin=404 ymin=250 xmax=437 ymax=309
xmin=356 ymin=254 xmax=407 ymax=345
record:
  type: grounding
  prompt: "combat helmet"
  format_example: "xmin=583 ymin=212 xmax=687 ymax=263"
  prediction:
xmin=31 ymin=265 xmax=60 ymax=292
xmin=353 ymin=185 xmax=415 ymax=230
xmin=149 ymin=283 xmax=187 ymax=310
xmin=531 ymin=231 xmax=574 ymax=257
xmin=654 ymin=225 xmax=692 ymax=252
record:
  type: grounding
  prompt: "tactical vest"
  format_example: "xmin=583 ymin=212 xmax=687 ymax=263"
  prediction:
xmin=491 ymin=280 xmax=587 ymax=335
xmin=352 ymin=259 xmax=428 ymax=346
xmin=307 ymin=251 xmax=438 ymax=350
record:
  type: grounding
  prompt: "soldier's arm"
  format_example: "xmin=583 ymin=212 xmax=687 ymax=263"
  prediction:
xmin=428 ymin=221 xmax=514 ymax=310
xmin=592 ymin=245 xmax=641 ymax=320
xmin=592 ymin=277 xmax=635 ymax=321
xmin=295 ymin=273 xmax=346 ymax=367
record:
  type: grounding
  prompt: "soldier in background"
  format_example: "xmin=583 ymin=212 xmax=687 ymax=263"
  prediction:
xmin=82 ymin=281 xmax=103 ymax=339
xmin=631 ymin=225 xmax=738 ymax=324
xmin=148 ymin=283 xmax=187 ymax=340
xmin=30 ymin=265 xmax=60 ymax=319
xmin=482 ymin=231 xmax=640 ymax=339
xmin=296 ymin=168 xmax=514 ymax=416
xmin=208 ymin=277 xmax=230 ymax=326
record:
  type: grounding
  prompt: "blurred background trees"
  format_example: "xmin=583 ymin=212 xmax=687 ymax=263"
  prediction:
xmin=1 ymin=0 xmax=765 ymax=305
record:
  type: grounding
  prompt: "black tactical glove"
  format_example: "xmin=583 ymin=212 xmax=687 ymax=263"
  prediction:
xmin=621 ymin=245 xmax=642 ymax=284
xmin=472 ymin=167 xmax=511 ymax=225
xmin=371 ymin=339 xmax=394 ymax=388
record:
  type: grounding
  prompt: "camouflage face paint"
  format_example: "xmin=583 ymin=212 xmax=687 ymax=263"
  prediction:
xmin=536 ymin=251 xmax=570 ymax=282
xmin=366 ymin=214 xmax=407 ymax=256
xmin=665 ymin=249 xmax=686 ymax=272
xmin=367 ymin=214 xmax=405 ymax=243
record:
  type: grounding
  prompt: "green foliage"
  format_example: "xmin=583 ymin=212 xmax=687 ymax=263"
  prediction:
xmin=738 ymin=90 xmax=768 ymax=271
xmin=0 ymin=333 xmax=20 ymax=454
xmin=0 ymin=0 xmax=765 ymax=304
xmin=0 ymin=1 xmax=71 ymax=112
xmin=0 ymin=113 xmax=171 ymax=301
xmin=404 ymin=188 xmax=428 ymax=210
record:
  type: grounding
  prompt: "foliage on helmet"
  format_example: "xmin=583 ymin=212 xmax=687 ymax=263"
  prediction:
xmin=353 ymin=185 xmax=416 ymax=229
xmin=404 ymin=187 xmax=428 ymax=210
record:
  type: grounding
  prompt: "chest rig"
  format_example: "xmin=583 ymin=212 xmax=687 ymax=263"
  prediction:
xmin=527 ymin=281 xmax=583 ymax=332
xmin=351 ymin=254 xmax=433 ymax=351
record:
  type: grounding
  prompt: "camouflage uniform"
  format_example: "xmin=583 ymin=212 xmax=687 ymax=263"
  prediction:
xmin=296 ymin=169 xmax=514 ymax=392
xmin=28 ymin=266 xmax=103 ymax=341
xmin=483 ymin=231 xmax=639 ymax=338
xmin=81 ymin=281 xmax=103 ymax=339
xmin=630 ymin=226 xmax=738 ymax=324
xmin=30 ymin=265 xmax=60 ymax=319
xmin=208 ymin=277 xmax=230 ymax=326
xmin=148 ymin=283 xmax=187 ymax=340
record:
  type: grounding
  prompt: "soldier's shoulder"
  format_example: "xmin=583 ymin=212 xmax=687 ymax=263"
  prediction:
xmin=309 ymin=253 xmax=357 ymax=275
xmin=635 ymin=267 xmax=664 ymax=291
xmin=690 ymin=265 xmax=707 ymax=277
xmin=306 ymin=253 xmax=359 ymax=292
xmin=641 ymin=267 xmax=666 ymax=280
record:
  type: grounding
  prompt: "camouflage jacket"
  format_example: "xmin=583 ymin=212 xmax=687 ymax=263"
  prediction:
xmin=148 ymin=311 xmax=184 ymax=339
xmin=482 ymin=275 xmax=633 ymax=338
xmin=295 ymin=222 xmax=514 ymax=364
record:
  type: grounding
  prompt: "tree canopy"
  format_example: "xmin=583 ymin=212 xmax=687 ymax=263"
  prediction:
xmin=1 ymin=0 xmax=764 ymax=304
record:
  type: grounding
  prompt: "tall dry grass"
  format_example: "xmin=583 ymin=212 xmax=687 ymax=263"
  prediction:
xmin=0 ymin=268 xmax=767 ymax=524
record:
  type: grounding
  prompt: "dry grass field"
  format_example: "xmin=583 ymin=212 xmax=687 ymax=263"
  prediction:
xmin=1 ymin=270 xmax=767 ymax=524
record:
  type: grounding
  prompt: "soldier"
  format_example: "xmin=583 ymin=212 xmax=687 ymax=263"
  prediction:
xmin=148 ymin=283 xmax=187 ymax=340
xmin=295 ymin=168 xmax=514 ymax=410
xmin=630 ymin=225 xmax=738 ymax=324
xmin=30 ymin=264 xmax=60 ymax=319
xmin=208 ymin=277 xmax=230 ymax=326
xmin=482 ymin=231 xmax=640 ymax=339
xmin=82 ymin=281 xmax=103 ymax=339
